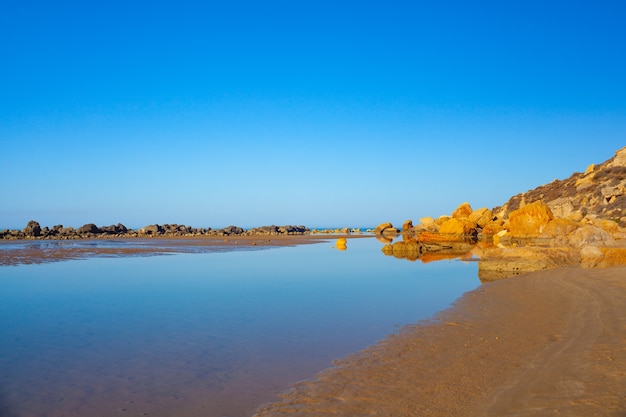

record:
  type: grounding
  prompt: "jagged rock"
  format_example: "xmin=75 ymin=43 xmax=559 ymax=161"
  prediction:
xmin=439 ymin=218 xmax=477 ymax=236
xmin=402 ymin=220 xmax=413 ymax=232
xmin=592 ymin=219 xmax=620 ymax=236
xmin=452 ymin=202 xmax=473 ymax=219
xmin=77 ymin=223 xmax=100 ymax=234
xmin=547 ymin=197 xmax=575 ymax=219
xmin=482 ymin=219 xmax=507 ymax=236
xmin=435 ymin=216 xmax=451 ymax=226
xmin=100 ymin=224 xmax=127 ymax=234
xmin=508 ymin=201 xmax=554 ymax=237
xmin=540 ymin=218 xmax=580 ymax=239
xmin=468 ymin=207 xmax=493 ymax=228
xmin=222 ymin=226 xmax=244 ymax=235
xmin=375 ymin=222 xmax=393 ymax=234
xmin=22 ymin=220 xmax=41 ymax=237
xmin=419 ymin=216 xmax=436 ymax=230
xmin=142 ymin=224 xmax=163 ymax=235
xmin=494 ymin=146 xmax=626 ymax=221
xmin=567 ymin=225 xmax=614 ymax=248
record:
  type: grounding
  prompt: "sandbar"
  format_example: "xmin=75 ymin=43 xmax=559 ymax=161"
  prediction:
xmin=0 ymin=235 xmax=361 ymax=266
xmin=255 ymin=265 xmax=626 ymax=416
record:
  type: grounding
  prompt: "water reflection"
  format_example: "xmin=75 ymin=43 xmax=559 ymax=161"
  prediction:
xmin=335 ymin=238 xmax=347 ymax=250
xmin=0 ymin=238 xmax=479 ymax=417
xmin=380 ymin=234 xmax=477 ymax=263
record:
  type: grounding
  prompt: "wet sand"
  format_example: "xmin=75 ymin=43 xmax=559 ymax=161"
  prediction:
xmin=255 ymin=265 xmax=626 ymax=416
xmin=0 ymin=235 xmax=357 ymax=266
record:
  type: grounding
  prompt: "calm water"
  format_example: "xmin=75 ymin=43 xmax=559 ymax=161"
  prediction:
xmin=0 ymin=238 xmax=480 ymax=417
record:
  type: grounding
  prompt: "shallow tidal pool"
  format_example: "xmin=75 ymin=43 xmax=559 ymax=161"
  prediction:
xmin=0 ymin=237 xmax=480 ymax=417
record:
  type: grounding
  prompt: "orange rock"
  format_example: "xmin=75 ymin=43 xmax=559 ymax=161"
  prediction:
xmin=439 ymin=218 xmax=477 ymax=235
xmin=335 ymin=238 xmax=347 ymax=251
xmin=417 ymin=231 xmax=466 ymax=243
xmin=508 ymin=200 xmax=554 ymax=237
xmin=452 ymin=202 xmax=473 ymax=219
xmin=421 ymin=252 xmax=461 ymax=263
xmin=468 ymin=207 xmax=493 ymax=228
xmin=482 ymin=220 xmax=507 ymax=236
xmin=540 ymin=218 xmax=580 ymax=238
xmin=593 ymin=219 xmax=619 ymax=236
xmin=598 ymin=247 xmax=626 ymax=267
xmin=402 ymin=219 xmax=413 ymax=232
xmin=374 ymin=222 xmax=393 ymax=234
xmin=435 ymin=216 xmax=451 ymax=226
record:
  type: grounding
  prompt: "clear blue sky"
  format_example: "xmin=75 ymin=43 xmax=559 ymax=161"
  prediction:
xmin=1 ymin=1 xmax=625 ymax=229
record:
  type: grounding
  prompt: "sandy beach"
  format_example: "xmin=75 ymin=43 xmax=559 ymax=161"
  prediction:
xmin=255 ymin=265 xmax=626 ymax=416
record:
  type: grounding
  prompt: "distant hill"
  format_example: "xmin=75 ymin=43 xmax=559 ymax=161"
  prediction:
xmin=493 ymin=147 xmax=626 ymax=225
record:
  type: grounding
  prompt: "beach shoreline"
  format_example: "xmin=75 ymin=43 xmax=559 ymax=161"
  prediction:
xmin=3 ymin=237 xmax=625 ymax=415
xmin=254 ymin=265 xmax=626 ymax=416
xmin=0 ymin=234 xmax=366 ymax=266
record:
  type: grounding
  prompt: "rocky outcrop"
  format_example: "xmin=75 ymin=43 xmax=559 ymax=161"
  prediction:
xmin=508 ymin=201 xmax=554 ymax=238
xmin=22 ymin=220 xmax=42 ymax=238
xmin=494 ymin=146 xmax=626 ymax=222
xmin=1 ymin=221 xmax=311 ymax=240
xmin=377 ymin=147 xmax=626 ymax=276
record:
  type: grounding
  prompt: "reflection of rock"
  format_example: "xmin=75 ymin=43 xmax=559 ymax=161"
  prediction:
xmin=478 ymin=247 xmax=580 ymax=282
xmin=376 ymin=235 xmax=393 ymax=243
xmin=335 ymin=238 xmax=347 ymax=251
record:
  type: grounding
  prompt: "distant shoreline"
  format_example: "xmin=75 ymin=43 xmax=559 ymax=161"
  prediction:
xmin=1 ymin=220 xmax=372 ymax=241
xmin=0 ymin=234 xmax=370 ymax=267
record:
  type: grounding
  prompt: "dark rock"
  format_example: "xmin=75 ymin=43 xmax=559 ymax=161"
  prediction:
xmin=22 ymin=220 xmax=42 ymax=237
xmin=222 ymin=226 xmax=244 ymax=235
xmin=142 ymin=224 xmax=163 ymax=235
xmin=59 ymin=227 xmax=75 ymax=236
xmin=77 ymin=223 xmax=100 ymax=234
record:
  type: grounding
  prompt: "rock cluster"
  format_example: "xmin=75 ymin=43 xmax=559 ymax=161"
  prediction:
xmin=377 ymin=147 xmax=626 ymax=280
xmin=0 ymin=221 xmax=310 ymax=240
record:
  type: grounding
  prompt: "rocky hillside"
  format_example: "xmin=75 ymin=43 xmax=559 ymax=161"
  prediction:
xmin=493 ymin=147 xmax=626 ymax=225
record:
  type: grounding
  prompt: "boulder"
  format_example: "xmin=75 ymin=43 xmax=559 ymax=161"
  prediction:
xmin=402 ymin=220 xmax=413 ymax=232
xmin=567 ymin=225 xmax=614 ymax=248
xmin=547 ymin=197 xmax=575 ymax=219
xmin=22 ymin=220 xmax=42 ymax=237
xmin=508 ymin=200 xmax=554 ymax=237
xmin=374 ymin=222 xmax=393 ymax=234
xmin=452 ymin=202 xmax=473 ymax=219
xmin=419 ymin=216 xmax=436 ymax=229
xmin=592 ymin=219 xmax=620 ymax=236
xmin=335 ymin=238 xmax=347 ymax=251
xmin=77 ymin=223 xmax=100 ymax=234
xmin=540 ymin=218 xmax=580 ymax=239
xmin=223 ymin=226 xmax=244 ymax=235
xmin=142 ymin=224 xmax=164 ymax=235
xmin=468 ymin=207 xmax=493 ymax=228
xmin=482 ymin=219 xmax=507 ymax=236
xmin=439 ymin=218 xmax=477 ymax=236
